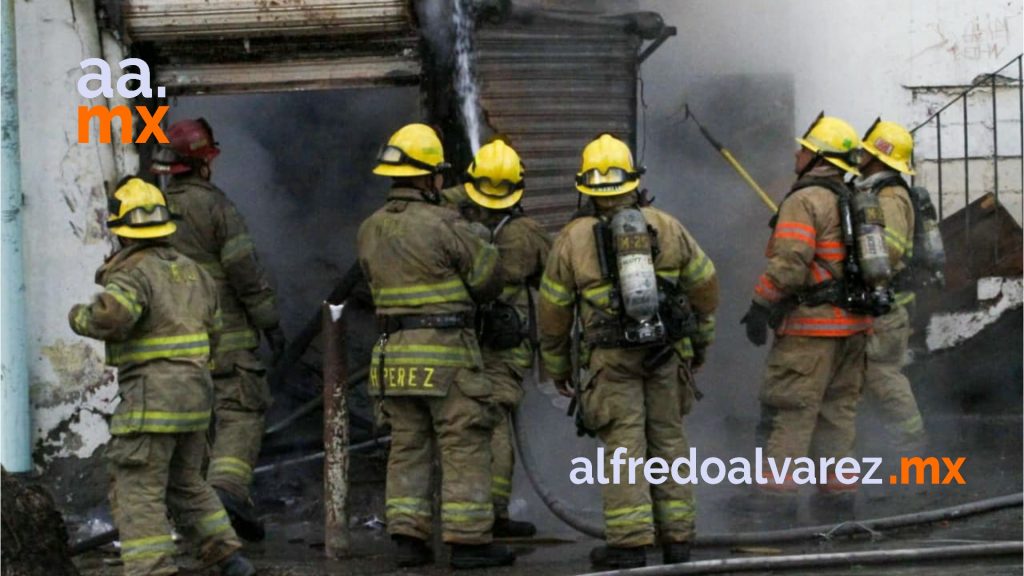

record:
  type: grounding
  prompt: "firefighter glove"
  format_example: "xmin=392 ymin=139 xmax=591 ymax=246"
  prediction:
xmin=741 ymin=301 xmax=771 ymax=347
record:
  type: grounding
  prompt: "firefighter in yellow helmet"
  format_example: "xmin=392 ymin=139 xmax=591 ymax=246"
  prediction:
xmin=742 ymin=114 xmax=871 ymax=521
xmin=538 ymin=134 xmax=719 ymax=569
xmin=69 ymin=178 xmax=255 ymax=576
xmin=152 ymin=118 xmax=284 ymax=541
xmin=855 ymin=119 xmax=927 ymax=452
xmin=358 ymin=124 xmax=515 ymax=568
xmin=442 ymin=140 xmax=552 ymax=537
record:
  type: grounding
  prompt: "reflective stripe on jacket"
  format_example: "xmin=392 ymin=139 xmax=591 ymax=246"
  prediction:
xmin=68 ymin=243 xmax=220 ymax=434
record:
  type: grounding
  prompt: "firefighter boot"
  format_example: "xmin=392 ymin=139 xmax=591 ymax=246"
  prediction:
xmin=589 ymin=545 xmax=646 ymax=569
xmin=219 ymin=552 xmax=256 ymax=576
xmin=215 ymin=487 xmax=266 ymax=542
xmin=663 ymin=542 xmax=691 ymax=564
xmin=493 ymin=518 xmax=537 ymax=538
xmin=393 ymin=535 xmax=432 ymax=567
xmin=450 ymin=543 xmax=516 ymax=569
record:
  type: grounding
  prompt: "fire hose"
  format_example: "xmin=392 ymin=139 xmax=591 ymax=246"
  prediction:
xmin=577 ymin=541 xmax=1022 ymax=576
xmin=512 ymin=379 xmax=1023 ymax=547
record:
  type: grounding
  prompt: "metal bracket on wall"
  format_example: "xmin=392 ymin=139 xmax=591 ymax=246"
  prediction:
xmin=639 ymin=26 xmax=677 ymax=64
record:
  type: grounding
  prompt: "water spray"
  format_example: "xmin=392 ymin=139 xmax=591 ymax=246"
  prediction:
xmin=453 ymin=0 xmax=482 ymax=154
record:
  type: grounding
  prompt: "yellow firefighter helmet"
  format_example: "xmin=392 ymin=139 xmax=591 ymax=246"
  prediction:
xmin=373 ymin=123 xmax=449 ymax=177
xmin=575 ymin=133 xmax=644 ymax=196
xmin=796 ymin=114 xmax=863 ymax=176
xmin=862 ymin=118 xmax=916 ymax=175
xmin=107 ymin=178 xmax=177 ymax=239
xmin=465 ymin=140 xmax=525 ymax=210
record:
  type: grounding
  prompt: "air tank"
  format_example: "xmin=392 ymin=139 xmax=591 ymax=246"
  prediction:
xmin=850 ymin=188 xmax=892 ymax=287
xmin=610 ymin=208 xmax=659 ymax=322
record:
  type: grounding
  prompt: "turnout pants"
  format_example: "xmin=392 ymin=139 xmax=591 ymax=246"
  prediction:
xmin=757 ymin=333 xmax=867 ymax=492
xmin=485 ymin=359 xmax=526 ymax=520
xmin=580 ymin=348 xmax=696 ymax=548
xmin=207 ymin=350 xmax=270 ymax=501
xmin=863 ymin=306 xmax=926 ymax=452
xmin=383 ymin=369 xmax=496 ymax=544
xmin=107 ymin=431 xmax=241 ymax=576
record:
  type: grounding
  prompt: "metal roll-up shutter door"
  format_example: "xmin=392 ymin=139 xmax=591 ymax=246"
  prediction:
xmin=122 ymin=0 xmax=413 ymax=41
xmin=475 ymin=18 xmax=639 ymax=231
xmin=106 ymin=0 xmax=420 ymax=95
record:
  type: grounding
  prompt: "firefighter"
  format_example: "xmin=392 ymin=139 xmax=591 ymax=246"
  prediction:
xmin=69 ymin=178 xmax=256 ymax=576
xmin=539 ymin=134 xmax=719 ymax=569
xmin=151 ymin=118 xmax=284 ymax=541
xmin=444 ymin=140 xmax=552 ymax=537
xmin=742 ymin=114 xmax=871 ymax=517
xmin=855 ymin=119 xmax=927 ymax=452
xmin=358 ymin=123 xmax=516 ymax=569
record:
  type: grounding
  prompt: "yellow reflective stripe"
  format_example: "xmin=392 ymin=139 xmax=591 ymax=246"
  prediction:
xmin=693 ymin=315 xmax=716 ymax=345
xmin=373 ymin=279 xmax=470 ymax=307
xmin=372 ymin=344 xmax=479 ymax=367
xmin=501 ymin=284 xmax=523 ymax=299
xmin=105 ymin=284 xmax=142 ymax=318
xmin=441 ymin=501 xmax=493 ymax=523
xmin=121 ymin=534 xmax=176 ymax=561
xmin=605 ymin=505 xmax=654 ymax=527
xmin=491 ymin=475 xmax=512 ymax=497
xmin=884 ymin=229 xmax=910 ymax=255
xmin=110 ymin=410 xmax=211 ymax=435
xmin=197 ymin=509 xmax=232 ymax=538
xmin=540 ymin=274 xmax=574 ymax=308
xmin=467 ymin=244 xmax=499 ymax=289
xmin=680 ymin=253 xmax=714 ymax=287
xmin=895 ymin=291 xmax=916 ymax=307
xmin=209 ymin=457 xmax=253 ymax=483
xmin=72 ymin=306 xmax=91 ymax=334
xmin=674 ymin=338 xmax=694 ymax=359
xmin=218 ymin=328 xmax=259 ymax=352
xmin=108 ymin=332 xmax=210 ymax=365
xmin=504 ymin=344 xmax=534 ymax=368
xmin=901 ymin=414 xmax=924 ymax=434
xmin=654 ymin=500 xmax=695 ymax=523
xmin=582 ymin=283 xmax=614 ymax=310
xmin=221 ymin=233 xmax=256 ymax=264
xmin=387 ymin=497 xmax=433 ymax=518
xmin=541 ymin=348 xmax=570 ymax=376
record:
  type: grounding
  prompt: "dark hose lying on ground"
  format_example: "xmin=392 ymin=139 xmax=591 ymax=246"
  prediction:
xmin=513 ymin=407 xmax=1023 ymax=546
xmin=576 ymin=541 xmax=1023 ymax=576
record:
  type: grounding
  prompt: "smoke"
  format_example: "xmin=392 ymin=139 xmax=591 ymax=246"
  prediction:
xmin=167 ymin=88 xmax=419 ymax=341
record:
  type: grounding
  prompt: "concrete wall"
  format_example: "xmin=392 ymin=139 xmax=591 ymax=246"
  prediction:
xmin=13 ymin=0 xmax=135 ymax=484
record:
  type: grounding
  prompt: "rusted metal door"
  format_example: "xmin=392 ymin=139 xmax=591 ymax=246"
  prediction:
xmin=475 ymin=16 xmax=641 ymax=230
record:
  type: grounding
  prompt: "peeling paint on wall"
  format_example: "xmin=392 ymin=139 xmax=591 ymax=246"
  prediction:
xmin=33 ymin=340 xmax=117 ymax=463
xmin=927 ymin=277 xmax=1024 ymax=351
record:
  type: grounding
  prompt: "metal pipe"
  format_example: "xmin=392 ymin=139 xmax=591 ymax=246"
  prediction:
xmin=936 ymin=114 xmax=943 ymax=220
xmin=263 ymin=364 xmax=369 ymax=435
xmin=322 ymin=302 xmax=349 ymax=558
xmin=250 ymin=436 xmax=391 ymax=476
xmin=577 ymin=542 xmax=1023 ymax=576
xmin=963 ymin=97 xmax=971 ymax=275
xmin=991 ymin=74 xmax=999 ymax=263
xmin=1 ymin=0 xmax=31 ymax=472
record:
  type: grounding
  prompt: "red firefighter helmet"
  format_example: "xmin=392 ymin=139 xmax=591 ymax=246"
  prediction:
xmin=151 ymin=118 xmax=221 ymax=175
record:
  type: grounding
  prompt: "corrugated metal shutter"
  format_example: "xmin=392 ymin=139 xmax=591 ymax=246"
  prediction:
xmin=111 ymin=0 xmax=419 ymax=95
xmin=475 ymin=17 xmax=639 ymax=231
xmin=123 ymin=0 xmax=412 ymax=41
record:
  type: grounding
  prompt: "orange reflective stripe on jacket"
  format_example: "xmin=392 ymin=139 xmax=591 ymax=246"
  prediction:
xmin=814 ymin=240 xmax=844 ymax=262
xmin=754 ymin=274 xmax=784 ymax=304
xmin=778 ymin=308 xmax=873 ymax=337
xmin=773 ymin=221 xmax=816 ymax=248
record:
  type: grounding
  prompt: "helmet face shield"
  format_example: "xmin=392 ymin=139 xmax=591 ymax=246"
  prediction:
xmin=375 ymin=145 xmax=449 ymax=174
xmin=467 ymin=176 xmax=524 ymax=198
xmin=576 ymin=167 xmax=641 ymax=189
xmin=108 ymin=204 xmax=174 ymax=228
